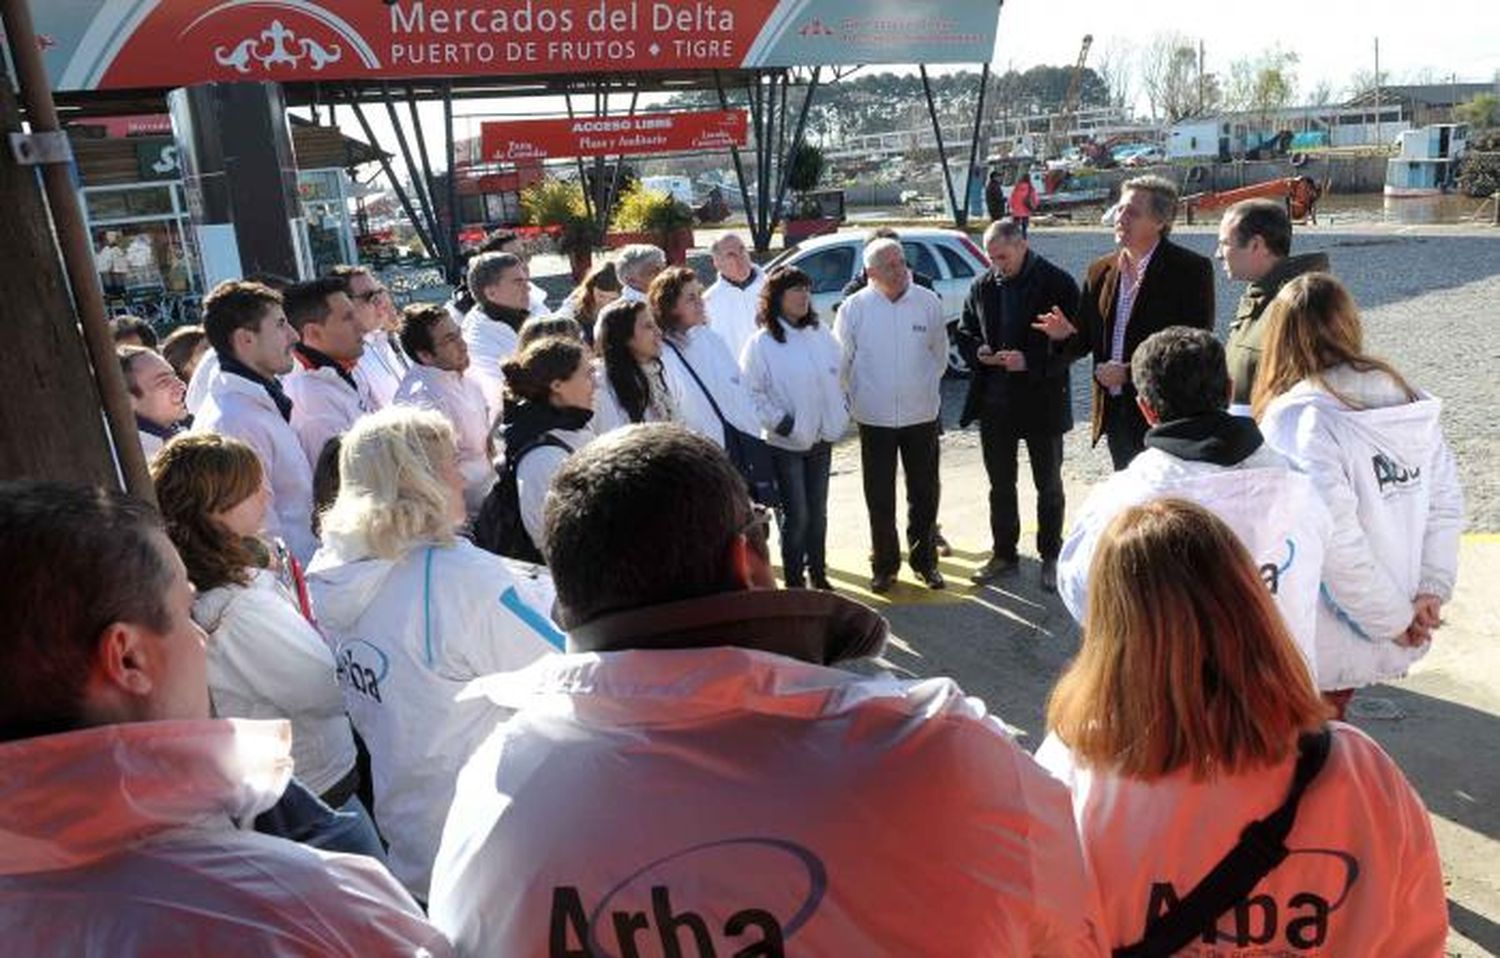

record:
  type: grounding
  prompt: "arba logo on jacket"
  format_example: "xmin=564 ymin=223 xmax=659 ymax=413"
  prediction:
xmin=1371 ymin=452 xmax=1421 ymax=495
xmin=336 ymin=639 xmax=389 ymax=703
xmin=549 ymin=837 xmax=826 ymax=957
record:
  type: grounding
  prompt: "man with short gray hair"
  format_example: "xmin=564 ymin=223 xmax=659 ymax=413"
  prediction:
xmin=615 ymin=244 xmax=667 ymax=303
xmin=1068 ymin=174 xmax=1214 ymax=469
xmin=703 ymin=233 xmax=764 ymax=361
xmin=955 ymin=218 xmax=1081 ymax=589
xmin=835 ymin=238 xmax=950 ymax=593
xmin=461 ymin=251 xmax=532 ymax=418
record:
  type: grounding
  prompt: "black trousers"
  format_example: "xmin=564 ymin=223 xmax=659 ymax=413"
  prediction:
xmin=859 ymin=420 xmax=941 ymax=576
xmin=979 ymin=411 xmax=1065 ymax=560
xmin=1104 ymin=393 xmax=1149 ymax=470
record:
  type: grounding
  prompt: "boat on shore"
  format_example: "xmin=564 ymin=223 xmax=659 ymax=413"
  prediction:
xmin=1385 ymin=124 xmax=1468 ymax=198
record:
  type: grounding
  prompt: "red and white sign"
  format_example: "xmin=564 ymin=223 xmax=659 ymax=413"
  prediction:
xmin=481 ymin=110 xmax=747 ymax=161
xmin=36 ymin=1 xmax=1000 ymax=92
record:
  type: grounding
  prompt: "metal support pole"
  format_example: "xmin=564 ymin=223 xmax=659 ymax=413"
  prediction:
xmin=0 ymin=0 xmax=153 ymax=501
xmin=960 ymin=63 xmax=992 ymax=230
xmin=603 ymin=89 xmax=639 ymax=226
xmin=564 ymin=92 xmax=595 ymax=223
xmin=772 ymin=67 xmax=822 ymax=232
xmin=351 ymin=100 xmax=437 ymax=258
xmin=405 ymin=83 xmax=446 ymax=264
xmin=442 ymin=82 xmax=459 ymax=281
xmin=381 ymin=83 xmax=442 ymax=259
xmin=920 ymin=65 xmax=961 ymax=225
xmin=715 ymin=70 xmax=760 ymax=250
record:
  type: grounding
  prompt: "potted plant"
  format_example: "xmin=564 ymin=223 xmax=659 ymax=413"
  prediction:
xmin=520 ymin=178 xmax=596 ymax=281
xmin=607 ymin=183 xmax=696 ymax=264
xmin=782 ymin=141 xmax=839 ymax=243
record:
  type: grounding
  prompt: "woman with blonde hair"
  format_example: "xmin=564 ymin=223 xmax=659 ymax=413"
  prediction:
xmin=307 ymin=406 xmax=562 ymax=901
xmin=1037 ymin=498 xmax=1445 ymax=955
xmin=151 ymin=433 xmax=364 ymax=819
xmin=1252 ymin=273 xmax=1462 ymax=715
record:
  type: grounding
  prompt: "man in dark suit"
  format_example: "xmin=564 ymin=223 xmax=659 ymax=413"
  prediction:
xmin=1066 ymin=176 xmax=1214 ymax=469
xmin=956 ymin=219 xmax=1082 ymax=591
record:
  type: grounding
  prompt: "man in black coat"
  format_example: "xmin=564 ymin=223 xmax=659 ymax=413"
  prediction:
xmin=955 ymin=219 xmax=1082 ymax=590
xmin=1068 ymin=176 xmax=1215 ymax=469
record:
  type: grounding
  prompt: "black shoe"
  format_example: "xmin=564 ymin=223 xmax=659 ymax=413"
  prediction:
xmin=970 ymin=555 xmax=1020 ymax=584
xmin=915 ymin=567 xmax=946 ymax=590
xmin=784 ymin=577 xmax=807 ymax=589
xmin=869 ymin=572 xmax=897 ymax=594
xmin=934 ymin=531 xmax=953 ymax=557
xmin=810 ymin=571 xmax=834 ymax=591
xmin=1040 ymin=559 xmax=1058 ymax=593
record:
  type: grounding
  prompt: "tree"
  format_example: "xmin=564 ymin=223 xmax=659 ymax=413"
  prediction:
xmin=1456 ymin=93 xmax=1500 ymax=129
xmin=1227 ymin=47 xmax=1299 ymax=128
xmin=1139 ymin=33 xmax=1214 ymax=123
xmin=1306 ymin=79 xmax=1336 ymax=106
xmin=1094 ymin=38 xmax=1137 ymax=113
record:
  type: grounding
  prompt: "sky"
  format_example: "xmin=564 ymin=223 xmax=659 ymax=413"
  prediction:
xmin=322 ymin=0 xmax=1500 ymax=171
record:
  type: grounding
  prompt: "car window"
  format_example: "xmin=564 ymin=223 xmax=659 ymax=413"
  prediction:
xmin=937 ymin=244 xmax=976 ymax=278
xmin=797 ymin=246 xmax=856 ymax=294
xmin=902 ymin=241 xmax=943 ymax=281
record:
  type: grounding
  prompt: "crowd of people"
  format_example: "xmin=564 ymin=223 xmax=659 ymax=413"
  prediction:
xmin=0 ymin=180 xmax=1462 ymax=953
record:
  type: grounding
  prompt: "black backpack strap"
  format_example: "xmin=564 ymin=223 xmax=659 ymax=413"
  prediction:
xmin=664 ymin=338 xmax=730 ymax=429
xmin=507 ymin=432 xmax=574 ymax=475
xmin=1113 ymin=726 xmax=1333 ymax=958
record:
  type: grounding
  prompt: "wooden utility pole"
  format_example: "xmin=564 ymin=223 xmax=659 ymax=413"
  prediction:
xmin=0 ymin=77 xmax=122 ymax=487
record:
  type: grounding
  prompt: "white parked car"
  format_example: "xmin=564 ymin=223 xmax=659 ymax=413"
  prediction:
xmin=766 ymin=228 xmax=990 ymax=376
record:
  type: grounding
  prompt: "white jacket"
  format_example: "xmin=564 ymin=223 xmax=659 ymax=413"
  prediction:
xmin=704 ymin=267 xmax=766 ymax=363
xmin=194 ymin=370 xmax=319 ymax=565
xmin=184 ymin=346 xmax=220 ymax=417
xmin=461 ymin=305 xmax=520 ymax=422
xmin=307 ymin=538 xmax=564 ymax=899
xmin=0 ymin=718 xmax=451 ymax=956
xmin=1058 ymin=444 xmax=1332 ymax=678
xmin=1036 ymin=723 xmax=1446 ymax=956
xmin=394 ymin=363 xmax=497 ymax=514
xmin=283 ymin=362 xmax=371 ymax=471
xmin=1261 ymin=366 xmax=1464 ymax=689
xmin=663 ymin=326 xmax=762 ymax=447
xmin=515 ymin=426 xmax=593 ymax=554
xmin=834 ymin=283 xmax=948 ymax=428
xmin=138 ymin=428 xmax=166 ymax=461
xmin=432 ymin=645 xmax=1107 ymax=955
xmin=741 ymin=322 xmax=850 ymax=451
xmin=591 ymin=358 xmax=692 ymax=436
xmin=356 ymin=332 xmax=408 ymax=410
xmin=193 ymin=568 xmax=357 ymax=796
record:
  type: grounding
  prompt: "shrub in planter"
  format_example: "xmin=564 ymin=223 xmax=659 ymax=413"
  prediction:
xmin=520 ymin=178 xmax=597 ymax=280
xmin=609 ymin=184 xmax=696 ymax=263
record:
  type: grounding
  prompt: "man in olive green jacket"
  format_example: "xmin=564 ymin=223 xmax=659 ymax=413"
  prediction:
xmin=1216 ymin=198 xmax=1329 ymax=412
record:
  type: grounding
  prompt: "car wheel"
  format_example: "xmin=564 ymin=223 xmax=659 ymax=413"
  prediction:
xmin=945 ymin=320 xmax=970 ymax=379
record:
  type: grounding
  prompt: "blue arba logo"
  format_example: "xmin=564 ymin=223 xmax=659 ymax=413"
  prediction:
xmin=549 ymin=837 xmax=827 ymax=957
xmin=336 ymin=638 xmax=388 ymax=703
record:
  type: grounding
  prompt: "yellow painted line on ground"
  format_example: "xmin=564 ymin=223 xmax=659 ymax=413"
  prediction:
xmin=1463 ymin=533 xmax=1499 ymax=542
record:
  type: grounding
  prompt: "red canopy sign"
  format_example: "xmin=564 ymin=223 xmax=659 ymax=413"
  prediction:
xmin=36 ymin=1 xmax=1001 ymax=92
xmin=481 ymin=110 xmax=748 ymax=161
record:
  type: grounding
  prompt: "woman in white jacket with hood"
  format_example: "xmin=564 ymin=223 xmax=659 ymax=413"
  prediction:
xmin=741 ymin=266 xmax=849 ymax=589
xmin=307 ymin=406 xmax=563 ymax=902
xmin=150 ymin=434 xmax=374 ymax=834
xmin=1252 ymin=273 xmax=1463 ymax=716
xmin=1037 ymin=499 xmax=1446 ymax=956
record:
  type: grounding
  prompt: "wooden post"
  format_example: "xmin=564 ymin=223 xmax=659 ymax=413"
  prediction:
xmin=0 ymin=77 xmax=123 ymax=488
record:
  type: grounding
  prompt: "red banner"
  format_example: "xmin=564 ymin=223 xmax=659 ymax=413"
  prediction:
xmin=480 ymin=110 xmax=748 ymax=161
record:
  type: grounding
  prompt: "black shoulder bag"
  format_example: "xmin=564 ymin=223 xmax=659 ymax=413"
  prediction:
xmin=664 ymin=339 xmax=781 ymax=507
xmin=1113 ymin=726 xmax=1334 ymax=958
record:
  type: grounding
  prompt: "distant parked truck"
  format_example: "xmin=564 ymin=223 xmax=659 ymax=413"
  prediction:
xmin=639 ymin=175 xmax=696 ymax=205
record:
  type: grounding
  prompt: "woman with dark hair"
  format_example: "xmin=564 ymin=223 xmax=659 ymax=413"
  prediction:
xmin=151 ymin=433 xmax=366 ymax=824
xmin=741 ymin=266 xmax=847 ymax=589
xmin=648 ymin=265 xmax=760 ymax=450
xmin=496 ymin=335 xmax=596 ymax=557
xmin=516 ymin=313 xmax=585 ymax=351
xmin=556 ymin=260 xmax=621 ymax=344
xmin=591 ymin=299 xmax=684 ymax=433
xmin=1252 ymin=273 xmax=1462 ymax=716
xmin=1037 ymin=498 xmax=1445 ymax=955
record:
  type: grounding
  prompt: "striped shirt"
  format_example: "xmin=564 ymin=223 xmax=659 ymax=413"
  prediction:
xmin=1108 ymin=242 xmax=1158 ymax=395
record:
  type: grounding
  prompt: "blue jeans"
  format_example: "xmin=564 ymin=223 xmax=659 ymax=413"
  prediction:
xmin=771 ymin=442 xmax=832 ymax=584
